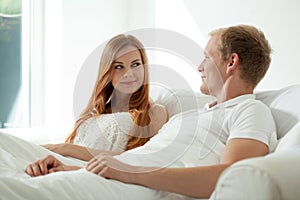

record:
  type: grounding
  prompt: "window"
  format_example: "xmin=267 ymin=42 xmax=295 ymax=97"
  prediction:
xmin=0 ymin=0 xmax=22 ymax=128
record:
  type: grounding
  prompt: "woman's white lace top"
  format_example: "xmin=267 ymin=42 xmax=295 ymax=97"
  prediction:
xmin=74 ymin=112 xmax=133 ymax=152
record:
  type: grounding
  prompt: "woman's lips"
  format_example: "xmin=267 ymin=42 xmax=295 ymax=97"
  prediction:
xmin=120 ymin=80 xmax=137 ymax=86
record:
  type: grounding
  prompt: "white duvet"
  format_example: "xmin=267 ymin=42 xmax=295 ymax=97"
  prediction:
xmin=0 ymin=110 xmax=225 ymax=200
xmin=0 ymin=132 xmax=188 ymax=200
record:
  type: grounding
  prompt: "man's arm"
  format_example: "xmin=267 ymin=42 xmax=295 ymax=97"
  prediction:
xmin=132 ymin=164 xmax=228 ymax=198
xmin=87 ymin=138 xmax=268 ymax=198
xmin=220 ymin=138 xmax=268 ymax=164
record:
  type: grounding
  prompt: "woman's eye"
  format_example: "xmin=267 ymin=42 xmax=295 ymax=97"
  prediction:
xmin=114 ymin=65 xmax=123 ymax=69
xmin=132 ymin=62 xmax=141 ymax=68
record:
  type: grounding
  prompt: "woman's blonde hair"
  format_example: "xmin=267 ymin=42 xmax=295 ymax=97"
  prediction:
xmin=65 ymin=34 xmax=153 ymax=150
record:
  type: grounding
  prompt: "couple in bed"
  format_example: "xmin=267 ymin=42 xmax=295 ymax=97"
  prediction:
xmin=0 ymin=24 xmax=277 ymax=199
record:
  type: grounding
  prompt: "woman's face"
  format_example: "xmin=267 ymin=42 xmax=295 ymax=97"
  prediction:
xmin=111 ymin=46 xmax=145 ymax=94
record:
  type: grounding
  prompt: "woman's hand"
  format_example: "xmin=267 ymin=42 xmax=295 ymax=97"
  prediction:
xmin=41 ymin=143 xmax=69 ymax=156
xmin=25 ymin=155 xmax=80 ymax=177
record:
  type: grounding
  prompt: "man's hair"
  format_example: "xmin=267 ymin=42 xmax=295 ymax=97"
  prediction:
xmin=210 ymin=25 xmax=272 ymax=87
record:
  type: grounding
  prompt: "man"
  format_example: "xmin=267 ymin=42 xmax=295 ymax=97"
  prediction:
xmin=25 ymin=24 xmax=276 ymax=199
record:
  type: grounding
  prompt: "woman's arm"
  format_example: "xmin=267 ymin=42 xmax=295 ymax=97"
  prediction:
xmin=42 ymin=143 xmax=121 ymax=161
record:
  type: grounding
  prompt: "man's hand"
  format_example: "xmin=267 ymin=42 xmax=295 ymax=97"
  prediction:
xmin=25 ymin=155 xmax=80 ymax=177
xmin=86 ymin=153 xmax=140 ymax=183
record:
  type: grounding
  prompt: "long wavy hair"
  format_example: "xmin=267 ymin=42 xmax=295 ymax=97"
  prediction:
xmin=65 ymin=34 xmax=153 ymax=150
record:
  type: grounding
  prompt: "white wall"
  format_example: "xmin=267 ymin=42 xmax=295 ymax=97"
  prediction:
xmin=183 ymin=0 xmax=300 ymax=90
xmin=61 ymin=0 xmax=128 ymax=125
xmin=60 ymin=0 xmax=156 ymax=124
xmin=31 ymin=0 xmax=300 ymax=126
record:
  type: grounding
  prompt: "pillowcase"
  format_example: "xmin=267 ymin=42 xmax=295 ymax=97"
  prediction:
xmin=150 ymin=87 xmax=213 ymax=117
xmin=275 ymin=122 xmax=300 ymax=152
xmin=256 ymin=84 xmax=300 ymax=139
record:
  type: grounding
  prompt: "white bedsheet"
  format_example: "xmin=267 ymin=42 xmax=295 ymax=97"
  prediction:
xmin=0 ymin=132 xmax=204 ymax=200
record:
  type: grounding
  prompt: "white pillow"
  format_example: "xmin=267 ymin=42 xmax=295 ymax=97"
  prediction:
xmin=213 ymin=149 xmax=300 ymax=200
xmin=256 ymin=84 xmax=300 ymax=139
xmin=151 ymin=87 xmax=213 ymax=117
xmin=275 ymin=122 xmax=300 ymax=152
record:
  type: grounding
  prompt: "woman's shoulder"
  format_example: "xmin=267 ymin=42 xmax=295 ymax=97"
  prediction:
xmin=149 ymin=103 xmax=169 ymax=123
xmin=151 ymin=103 xmax=167 ymax=110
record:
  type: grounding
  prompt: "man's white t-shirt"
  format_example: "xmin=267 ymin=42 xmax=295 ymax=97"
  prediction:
xmin=117 ymin=94 xmax=277 ymax=168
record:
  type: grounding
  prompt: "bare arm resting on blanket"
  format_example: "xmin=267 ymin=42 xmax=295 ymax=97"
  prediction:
xmin=87 ymin=138 xmax=268 ymax=198
xmin=41 ymin=144 xmax=121 ymax=161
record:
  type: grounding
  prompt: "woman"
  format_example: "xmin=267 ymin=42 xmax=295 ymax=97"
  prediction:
xmin=0 ymin=34 xmax=168 ymax=179
xmin=42 ymin=34 xmax=169 ymax=161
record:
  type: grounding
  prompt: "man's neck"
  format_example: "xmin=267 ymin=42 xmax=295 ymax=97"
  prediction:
xmin=215 ymin=78 xmax=254 ymax=104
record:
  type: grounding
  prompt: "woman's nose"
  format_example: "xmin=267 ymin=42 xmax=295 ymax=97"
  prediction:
xmin=123 ymin=69 xmax=133 ymax=78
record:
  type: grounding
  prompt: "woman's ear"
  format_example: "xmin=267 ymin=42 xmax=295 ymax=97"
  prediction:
xmin=226 ymin=53 xmax=239 ymax=74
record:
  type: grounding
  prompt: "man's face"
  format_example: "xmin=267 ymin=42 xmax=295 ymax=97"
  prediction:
xmin=198 ymin=35 xmax=226 ymax=96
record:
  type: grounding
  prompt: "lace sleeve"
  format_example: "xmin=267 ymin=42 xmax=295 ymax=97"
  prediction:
xmin=74 ymin=112 xmax=133 ymax=151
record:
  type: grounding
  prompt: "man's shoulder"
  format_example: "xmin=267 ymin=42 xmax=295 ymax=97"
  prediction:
xmin=234 ymin=98 xmax=272 ymax=115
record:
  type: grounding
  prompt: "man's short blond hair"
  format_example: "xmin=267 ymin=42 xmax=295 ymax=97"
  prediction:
xmin=210 ymin=25 xmax=272 ymax=87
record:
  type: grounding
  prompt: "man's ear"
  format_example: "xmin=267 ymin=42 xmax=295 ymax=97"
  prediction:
xmin=226 ymin=53 xmax=239 ymax=74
